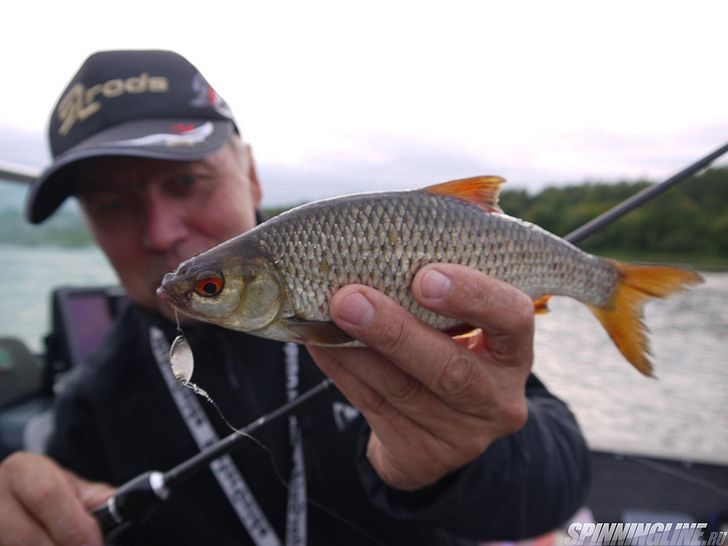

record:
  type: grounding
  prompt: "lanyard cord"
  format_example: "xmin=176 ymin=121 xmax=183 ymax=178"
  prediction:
xmin=284 ymin=343 xmax=307 ymax=545
xmin=150 ymin=326 xmax=307 ymax=546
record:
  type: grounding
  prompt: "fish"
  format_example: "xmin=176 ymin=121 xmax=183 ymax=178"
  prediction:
xmin=157 ymin=176 xmax=703 ymax=376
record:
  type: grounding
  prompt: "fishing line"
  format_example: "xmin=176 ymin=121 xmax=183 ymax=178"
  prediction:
xmin=624 ymin=454 xmax=728 ymax=500
xmin=169 ymin=319 xmax=246 ymax=432
xmin=211 ymin=412 xmax=386 ymax=546
xmin=168 ymin=330 xmax=385 ymax=546
xmin=174 ymin=309 xmax=183 ymax=335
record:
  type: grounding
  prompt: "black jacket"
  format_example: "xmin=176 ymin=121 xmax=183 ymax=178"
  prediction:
xmin=46 ymin=303 xmax=590 ymax=546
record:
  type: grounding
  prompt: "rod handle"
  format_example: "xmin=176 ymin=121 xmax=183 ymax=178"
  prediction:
xmin=91 ymin=470 xmax=169 ymax=536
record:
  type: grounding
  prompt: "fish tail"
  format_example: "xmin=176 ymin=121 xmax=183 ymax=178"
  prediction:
xmin=588 ymin=260 xmax=703 ymax=377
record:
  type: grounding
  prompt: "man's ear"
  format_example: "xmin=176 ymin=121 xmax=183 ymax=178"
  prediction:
xmin=244 ymin=143 xmax=263 ymax=207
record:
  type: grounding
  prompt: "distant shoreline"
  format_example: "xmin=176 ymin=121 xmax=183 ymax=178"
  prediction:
xmin=592 ymin=249 xmax=728 ymax=272
xmin=2 ymin=241 xmax=724 ymax=273
xmin=3 ymin=168 xmax=726 ymax=271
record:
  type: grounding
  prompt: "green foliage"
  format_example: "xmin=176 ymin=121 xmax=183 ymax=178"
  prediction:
xmin=3 ymin=168 xmax=726 ymax=266
xmin=0 ymin=207 xmax=93 ymax=247
xmin=499 ymin=168 xmax=728 ymax=263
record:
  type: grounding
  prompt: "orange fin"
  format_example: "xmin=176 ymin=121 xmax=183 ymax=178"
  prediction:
xmin=281 ymin=318 xmax=354 ymax=345
xmin=450 ymin=328 xmax=482 ymax=341
xmin=533 ymin=295 xmax=552 ymax=315
xmin=423 ymin=176 xmax=506 ymax=213
xmin=588 ymin=260 xmax=703 ymax=377
xmin=451 ymin=328 xmax=484 ymax=351
xmin=444 ymin=323 xmax=478 ymax=337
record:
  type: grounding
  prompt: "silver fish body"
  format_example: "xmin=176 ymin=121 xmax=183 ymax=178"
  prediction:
xmin=249 ymin=190 xmax=616 ymax=331
xmin=158 ymin=176 xmax=701 ymax=375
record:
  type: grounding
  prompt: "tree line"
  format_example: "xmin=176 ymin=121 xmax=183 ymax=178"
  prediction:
xmin=498 ymin=167 xmax=727 ymax=261
xmin=2 ymin=168 xmax=726 ymax=265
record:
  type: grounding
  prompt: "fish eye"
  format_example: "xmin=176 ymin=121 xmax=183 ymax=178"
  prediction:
xmin=194 ymin=271 xmax=224 ymax=297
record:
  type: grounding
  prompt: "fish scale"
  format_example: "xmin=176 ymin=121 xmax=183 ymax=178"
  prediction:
xmin=250 ymin=190 xmax=616 ymax=332
xmin=159 ymin=176 xmax=703 ymax=375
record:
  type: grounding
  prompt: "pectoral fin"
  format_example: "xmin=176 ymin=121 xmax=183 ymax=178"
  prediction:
xmin=444 ymin=323 xmax=479 ymax=337
xmin=533 ymin=295 xmax=552 ymax=315
xmin=281 ymin=318 xmax=356 ymax=346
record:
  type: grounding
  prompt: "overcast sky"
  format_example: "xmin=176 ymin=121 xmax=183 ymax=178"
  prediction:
xmin=2 ymin=1 xmax=727 ymax=205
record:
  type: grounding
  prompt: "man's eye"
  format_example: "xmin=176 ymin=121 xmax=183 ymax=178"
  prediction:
xmin=166 ymin=174 xmax=213 ymax=199
xmin=171 ymin=174 xmax=199 ymax=191
xmin=90 ymin=198 xmax=134 ymax=217
xmin=180 ymin=174 xmax=198 ymax=186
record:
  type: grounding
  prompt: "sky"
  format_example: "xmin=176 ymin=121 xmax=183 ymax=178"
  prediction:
xmin=2 ymin=1 xmax=727 ymax=206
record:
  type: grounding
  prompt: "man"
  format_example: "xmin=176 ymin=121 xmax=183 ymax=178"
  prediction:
xmin=0 ymin=50 xmax=589 ymax=546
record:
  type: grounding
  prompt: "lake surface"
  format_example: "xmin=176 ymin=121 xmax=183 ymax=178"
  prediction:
xmin=1 ymin=243 xmax=726 ymax=465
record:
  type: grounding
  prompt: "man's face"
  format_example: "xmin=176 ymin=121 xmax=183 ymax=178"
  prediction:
xmin=74 ymin=140 xmax=262 ymax=320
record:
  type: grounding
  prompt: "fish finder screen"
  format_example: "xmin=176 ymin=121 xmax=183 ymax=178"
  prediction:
xmin=52 ymin=287 xmax=127 ymax=369
xmin=64 ymin=293 xmax=114 ymax=366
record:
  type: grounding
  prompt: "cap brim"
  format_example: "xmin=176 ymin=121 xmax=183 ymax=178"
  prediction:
xmin=26 ymin=118 xmax=234 ymax=223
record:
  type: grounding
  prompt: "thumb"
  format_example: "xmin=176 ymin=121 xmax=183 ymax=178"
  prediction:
xmin=65 ymin=471 xmax=116 ymax=511
xmin=80 ymin=480 xmax=116 ymax=511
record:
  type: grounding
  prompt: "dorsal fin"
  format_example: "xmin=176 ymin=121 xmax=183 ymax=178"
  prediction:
xmin=423 ymin=176 xmax=506 ymax=213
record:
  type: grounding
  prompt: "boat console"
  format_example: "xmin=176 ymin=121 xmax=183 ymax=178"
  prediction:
xmin=0 ymin=285 xmax=127 ymax=457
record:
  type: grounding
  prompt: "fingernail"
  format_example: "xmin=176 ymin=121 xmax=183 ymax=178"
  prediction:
xmin=338 ymin=292 xmax=375 ymax=326
xmin=421 ymin=269 xmax=452 ymax=299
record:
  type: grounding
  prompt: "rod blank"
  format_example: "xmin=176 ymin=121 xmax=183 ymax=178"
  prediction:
xmin=565 ymin=141 xmax=728 ymax=244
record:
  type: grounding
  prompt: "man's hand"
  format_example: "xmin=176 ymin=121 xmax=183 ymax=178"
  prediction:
xmin=308 ymin=263 xmax=534 ymax=491
xmin=0 ymin=452 xmax=114 ymax=546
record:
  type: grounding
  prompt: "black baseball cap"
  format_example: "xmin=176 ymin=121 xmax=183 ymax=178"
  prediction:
xmin=26 ymin=49 xmax=239 ymax=223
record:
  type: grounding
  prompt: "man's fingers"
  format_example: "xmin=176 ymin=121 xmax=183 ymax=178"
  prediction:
xmin=327 ymin=286 xmax=489 ymax=404
xmin=308 ymin=346 xmax=462 ymax=490
xmin=4 ymin=452 xmax=105 ymax=546
xmin=309 ymin=346 xmax=399 ymax=421
xmin=412 ymin=263 xmax=535 ymax=362
xmin=70 ymin=472 xmax=116 ymax=512
xmin=0 ymin=498 xmax=53 ymax=546
xmin=316 ymin=266 xmax=534 ymax=490
xmin=309 ymin=345 xmax=489 ymax=436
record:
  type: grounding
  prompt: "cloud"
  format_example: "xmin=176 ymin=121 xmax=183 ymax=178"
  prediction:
xmin=256 ymin=125 xmax=728 ymax=205
xmin=3 ymin=121 xmax=727 ymax=209
xmin=0 ymin=125 xmax=49 ymax=169
xmin=256 ymin=133 xmax=520 ymax=206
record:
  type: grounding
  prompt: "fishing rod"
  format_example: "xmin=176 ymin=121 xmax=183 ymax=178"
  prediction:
xmin=0 ymin=160 xmax=39 ymax=184
xmin=92 ymin=378 xmax=333 ymax=538
xmin=565 ymin=141 xmax=728 ymax=244
xmin=90 ymin=140 xmax=728 ymax=540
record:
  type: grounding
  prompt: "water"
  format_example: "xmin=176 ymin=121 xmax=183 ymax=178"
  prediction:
xmin=0 ymin=244 xmax=118 ymax=352
xmin=534 ymin=273 xmax=728 ymax=465
xmin=0 ymin=243 xmax=726 ymax=465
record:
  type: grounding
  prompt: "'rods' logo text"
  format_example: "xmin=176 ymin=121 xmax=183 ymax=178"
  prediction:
xmin=57 ymin=73 xmax=169 ymax=136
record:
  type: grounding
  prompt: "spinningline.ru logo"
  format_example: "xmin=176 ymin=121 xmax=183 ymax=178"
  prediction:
xmin=565 ymin=522 xmax=727 ymax=545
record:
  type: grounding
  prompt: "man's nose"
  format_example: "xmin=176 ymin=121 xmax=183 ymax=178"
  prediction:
xmin=142 ymin=197 xmax=189 ymax=251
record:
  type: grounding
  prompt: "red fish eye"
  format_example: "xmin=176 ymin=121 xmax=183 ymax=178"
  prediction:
xmin=195 ymin=274 xmax=224 ymax=297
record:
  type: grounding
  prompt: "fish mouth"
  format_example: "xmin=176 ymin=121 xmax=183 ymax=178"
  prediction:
xmin=155 ymin=284 xmax=171 ymax=301
xmin=156 ymin=272 xmax=192 ymax=308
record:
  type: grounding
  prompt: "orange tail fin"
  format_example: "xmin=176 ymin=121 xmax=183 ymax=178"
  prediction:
xmin=588 ymin=260 xmax=703 ymax=377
